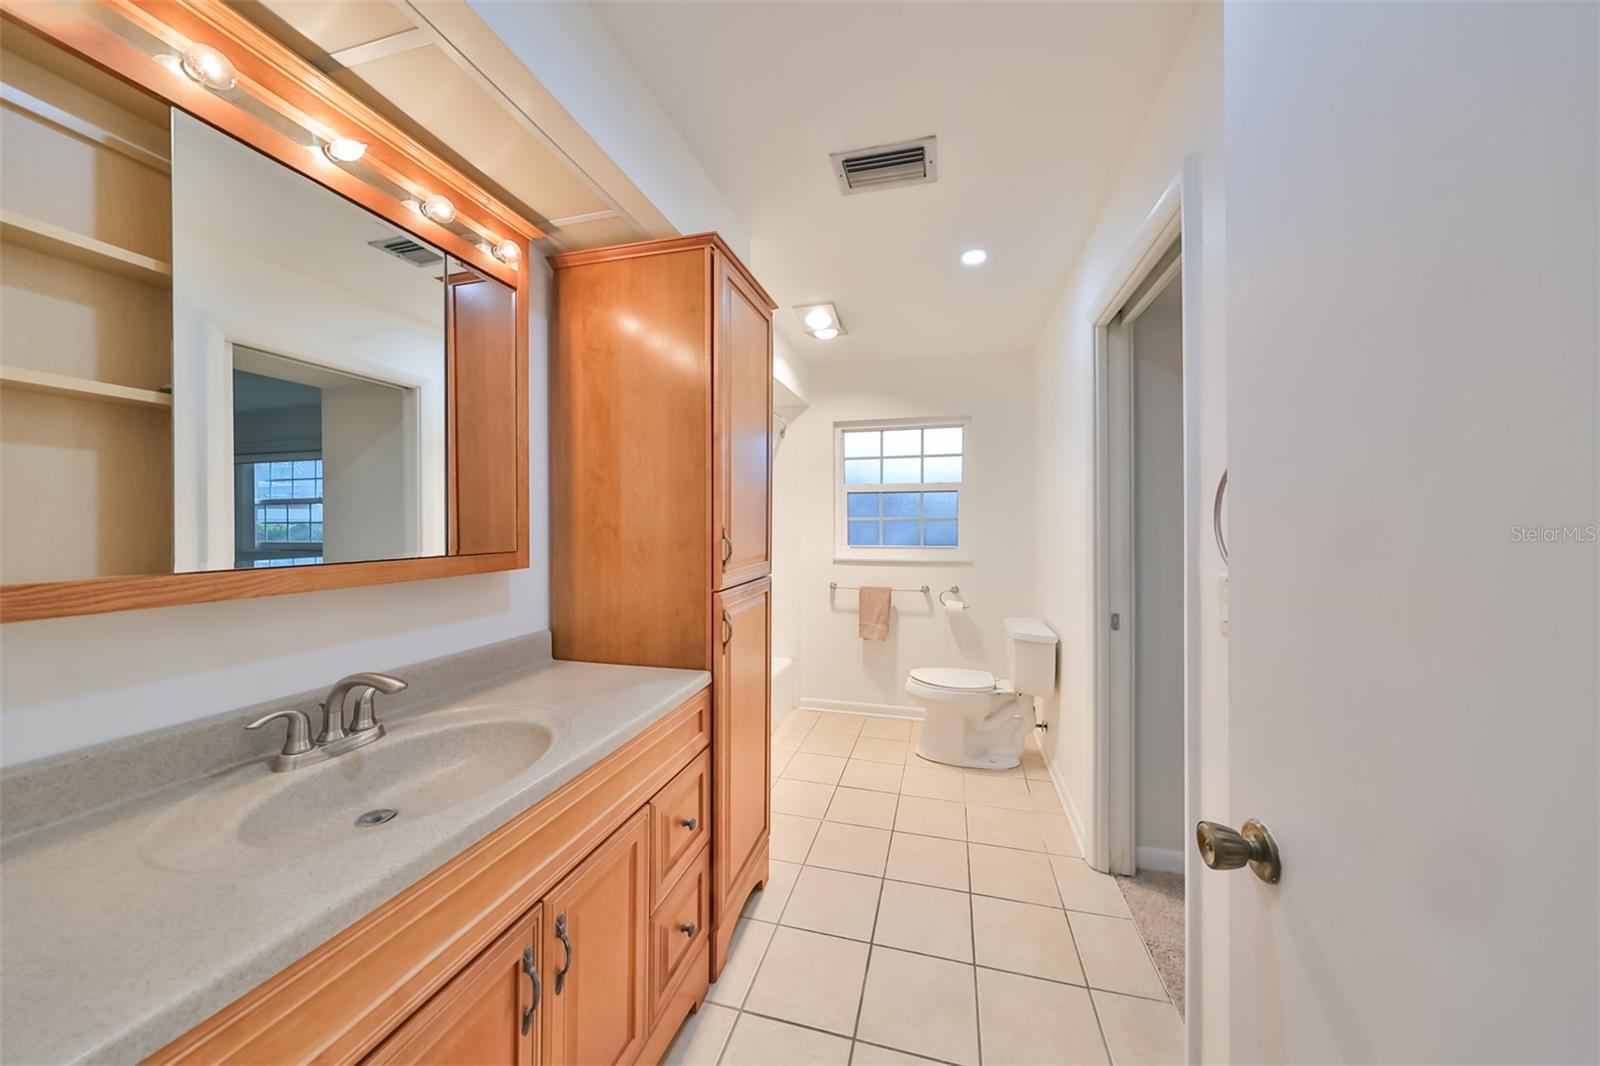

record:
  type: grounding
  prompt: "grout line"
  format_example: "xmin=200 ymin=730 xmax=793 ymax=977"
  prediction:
xmin=967 ymin=833 xmax=983 ymax=1066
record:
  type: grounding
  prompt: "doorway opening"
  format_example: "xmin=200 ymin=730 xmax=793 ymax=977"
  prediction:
xmin=1090 ymin=186 xmax=1191 ymax=1017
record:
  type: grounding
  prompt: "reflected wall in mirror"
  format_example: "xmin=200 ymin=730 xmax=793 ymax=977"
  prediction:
xmin=171 ymin=111 xmax=447 ymax=573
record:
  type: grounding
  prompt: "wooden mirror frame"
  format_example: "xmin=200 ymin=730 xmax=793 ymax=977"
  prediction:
xmin=0 ymin=0 xmax=537 ymax=623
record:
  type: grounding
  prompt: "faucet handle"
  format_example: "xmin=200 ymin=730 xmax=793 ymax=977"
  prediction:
xmin=344 ymin=673 xmax=408 ymax=735
xmin=246 ymin=709 xmax=313 ymax=757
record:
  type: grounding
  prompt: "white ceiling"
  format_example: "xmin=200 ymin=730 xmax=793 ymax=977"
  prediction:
xmin=591 ymin=1 xmax=1197 ymax=363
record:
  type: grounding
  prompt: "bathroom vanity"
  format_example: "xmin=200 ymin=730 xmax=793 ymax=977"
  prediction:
xmin=0 ymin=638 xmax=714 ymax=1064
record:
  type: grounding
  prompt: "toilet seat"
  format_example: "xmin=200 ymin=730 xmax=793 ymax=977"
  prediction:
xmin=907 ymin=667 xmax=996 ymax=693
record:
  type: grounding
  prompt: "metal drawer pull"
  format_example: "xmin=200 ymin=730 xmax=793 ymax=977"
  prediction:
xmin=521 ymin=946 xmax=540 ymax=1034
xmin=680 ymin=816 xmax=699 ymax=831
xmin=721 ymin=610 xmax=733 ymax=647
xmin=1213 ymin=469 xmax=1229 ymax=565
xmin=679 ymin=922 xmax=697 ymax=938
xmin=554 ymin=913 xmax=573 ymax=995
xmin=721 ymin=529 xmax=733 ymax=564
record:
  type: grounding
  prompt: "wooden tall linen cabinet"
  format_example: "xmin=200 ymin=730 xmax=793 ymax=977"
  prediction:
xmin=551 ymin=234 xmax=775 ymax=980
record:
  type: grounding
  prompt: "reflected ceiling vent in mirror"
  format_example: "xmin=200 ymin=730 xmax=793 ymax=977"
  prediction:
xmin=830 ymin=135 xmax=936 ymax=195
xmin=368 ymin=235 xmax=444 ymax=268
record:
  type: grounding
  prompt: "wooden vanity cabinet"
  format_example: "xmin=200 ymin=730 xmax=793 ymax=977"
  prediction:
xmin=368 ymin=907 xmax=543 ymax=1066
xmin=550 ymin=234 xmax=776 ymax=979
xmin=540 ymin=809 xmax=651 ymax=1066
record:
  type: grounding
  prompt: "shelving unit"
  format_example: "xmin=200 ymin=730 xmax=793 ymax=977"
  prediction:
xmin=1 ymin=21 xmax=175 ymax=584
xmin=0 ymin=210 xmax=172 ymax=287
xmin=0 ymin=365 xmax=173 ymax=409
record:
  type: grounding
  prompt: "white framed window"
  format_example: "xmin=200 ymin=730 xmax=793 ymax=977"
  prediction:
xmin=834 ymin=419 xmax=970 ymax=562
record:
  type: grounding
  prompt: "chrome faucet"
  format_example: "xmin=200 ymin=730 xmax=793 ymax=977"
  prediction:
xmin=247 ymin=672 xmax=408 ymax=772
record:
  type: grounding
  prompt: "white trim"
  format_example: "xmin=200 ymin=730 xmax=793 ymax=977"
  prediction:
xmin=326 ymin=29 xmax=431 ymax=69
xmin=1090 ymin=176 xmax=1184 ymax=878
xmin=797 ymin=698 xmax=923 ymax=720
xmin=545 ymin=209 xmax=619 ymax=228
xmin=1053 ymin=754 xmax=1090 ymax=859
xmin=1136 ymin=845 xmax=1185 ymax=874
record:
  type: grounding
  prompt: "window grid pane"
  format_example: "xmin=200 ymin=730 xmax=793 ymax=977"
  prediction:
xmin=840 ymin=425 xmax=963 ymax=550
xmin=252 ymin=460 xmax=324 ymax=549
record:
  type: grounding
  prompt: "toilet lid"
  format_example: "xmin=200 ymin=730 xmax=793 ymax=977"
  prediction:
xmin=910 ymin=667 xmax=997 ymax=692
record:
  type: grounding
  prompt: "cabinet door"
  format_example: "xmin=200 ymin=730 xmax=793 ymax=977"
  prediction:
xmin=713 ymin=256 xmax=772 ymax=589
xmin=711 ymin=578 xmax=771 ymax=976
xmin=367 ymin=906 xmax=542 ymax=1066
xmin=542 ymin=809 xmax=650 ymax=1066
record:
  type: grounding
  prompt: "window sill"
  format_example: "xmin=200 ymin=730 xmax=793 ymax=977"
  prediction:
xmin=833 ymin=549 xmax=974 ymax=565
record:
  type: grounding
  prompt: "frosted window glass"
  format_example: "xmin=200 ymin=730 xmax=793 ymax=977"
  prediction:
xmin=844 ymin=459 xmax=881 ymax=485
xmin=848 ymin=520 xmax=880 ymax=546
xmin=883 ymin=492 xmax=920 ymax=517
xmin=882 ymin=428 xmax=921 ymax=456
xmin=923 ymin=491 xmax=958 ymax=517
xmin=923 ymin=456 xmax=962 ymax=483
xmin=843 ymin=431 xmax=881 ymax=458
xmin=883 ymin=520 xmax=920 ymax=546
xmin=924 ymin=520 xmax=958 ymax=546
xmin=923 ymin=426 xmax=963 ymax=454
xmin=882 ymin=457 xmax=921 ymax=483
xmin=847 ymin=492 xmax=881 ymax=518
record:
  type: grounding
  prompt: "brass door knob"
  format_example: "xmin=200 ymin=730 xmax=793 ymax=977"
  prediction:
xmin=1195 ymin=818 xmax=1281 ymax=884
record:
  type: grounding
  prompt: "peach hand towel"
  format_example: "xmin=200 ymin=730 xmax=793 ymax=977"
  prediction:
xmin=858 ymin=586 xmax=891 ymax=641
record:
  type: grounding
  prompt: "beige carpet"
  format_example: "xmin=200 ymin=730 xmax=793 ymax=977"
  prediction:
xmin=1116 ymin=870 xmax=1186 ymax=1016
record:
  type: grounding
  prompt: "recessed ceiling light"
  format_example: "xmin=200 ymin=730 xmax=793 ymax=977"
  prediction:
xmin=961 ymin=248 xmax=988 ymax=266
xmin=794 ymin=302 xmax=847 ymax=339
xmin=814 ymin=328 xmax=839 ymax=341
xmin=322 ymin=137 xmax=367 ymax=163
xmin=180 ymin=44 xmax=236 ymax=91
xmin=803 ymin=307 xmax=833 ymax=331
xmin=420 ymin=194 xmax=456 ymax=224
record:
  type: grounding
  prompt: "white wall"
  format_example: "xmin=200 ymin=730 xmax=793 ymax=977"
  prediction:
xmin=467 ymin=0 xmax=747 ymax=258
xmin=1028 ymin=6 xmax=1224 ymax=1056
xmin=787 ymin=352 xmax=1037 ymax=712
xmin=1131 ymin=280 xmax=1185 ymax=861
xmin=0 ymin=259 xmax=552 ymax=768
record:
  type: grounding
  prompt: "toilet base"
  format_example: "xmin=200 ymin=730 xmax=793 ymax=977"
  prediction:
xmin=915 ymin=705 xmax=1028 ymax=770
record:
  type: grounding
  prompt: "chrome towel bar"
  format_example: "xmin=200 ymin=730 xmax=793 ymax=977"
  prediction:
xmin=829 ymin=582 xmax=930 ymax=594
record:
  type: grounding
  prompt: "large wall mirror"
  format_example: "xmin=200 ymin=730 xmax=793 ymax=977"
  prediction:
xmin=0 ymin=9 xmax=532 ymax=621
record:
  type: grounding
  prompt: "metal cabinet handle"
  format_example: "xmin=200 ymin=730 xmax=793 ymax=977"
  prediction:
xmin=1196 ymin=818 xmax=1280 ymax=883
xmin=521 ymin=945 xmax=541 ymax=1035
xmin=721 ymin=610 xmax=733 ymax=647
xmin=679 ymin=922 xmax=697 ymax=938
xmin=721 ymin=528 xmax=733 ymax=565
xmin=553 ymin=913 xmax=573 ymax=995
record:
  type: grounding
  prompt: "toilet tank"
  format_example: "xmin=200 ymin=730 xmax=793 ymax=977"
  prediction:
xmin=1005 ymin=617 xmax=1058 ymax=696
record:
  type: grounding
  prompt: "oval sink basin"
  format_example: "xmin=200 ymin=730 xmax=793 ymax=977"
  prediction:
xmin=141 ymin=706 xmax=567 ymax=873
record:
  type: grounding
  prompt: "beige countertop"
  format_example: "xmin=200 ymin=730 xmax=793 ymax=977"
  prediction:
xmin=0 ymin=644 xmax=709 ymax=1065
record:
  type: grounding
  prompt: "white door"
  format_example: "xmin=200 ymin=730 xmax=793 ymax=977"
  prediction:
xmin=1220 ymin=4 xmax=1597 ymax=1062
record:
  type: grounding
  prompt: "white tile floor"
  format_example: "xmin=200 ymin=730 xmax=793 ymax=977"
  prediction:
xmin=662 ymin=710 xmax=1185 ymax=1066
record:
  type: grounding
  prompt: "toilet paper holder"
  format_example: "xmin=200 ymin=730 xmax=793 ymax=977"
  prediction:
xmin=938 ymin=585 xmax=966 ymax=608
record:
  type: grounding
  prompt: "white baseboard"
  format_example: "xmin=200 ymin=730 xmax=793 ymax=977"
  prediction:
xmin=1136 ymin=845 xmax=1185 ymax=874
xmin=797 ymin=697 xmax=923 ymax=720
xmin=1050 ymin=758 xmax=1090 ymax=860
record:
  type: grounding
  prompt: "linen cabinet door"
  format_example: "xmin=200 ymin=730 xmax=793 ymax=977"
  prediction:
xmin=713 ymin=256 xmax=773 ymax=590
xmin=367 ymin=906 xmax=542 ymax=1066
xmin=541 ymin=809 xmax=650 ymax=1066
xmin=711 ymin=577 xmax=771 ymax=976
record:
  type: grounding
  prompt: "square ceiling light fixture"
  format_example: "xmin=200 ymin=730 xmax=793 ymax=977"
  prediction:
xmin=795 ymin=302 xmax=846 ymax=341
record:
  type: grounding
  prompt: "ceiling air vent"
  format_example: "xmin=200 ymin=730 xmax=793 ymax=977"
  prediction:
xmin=831 ymin=136 xmax=937 ymax=195
xmin=367 ymin=235 xmax=444 ymax=268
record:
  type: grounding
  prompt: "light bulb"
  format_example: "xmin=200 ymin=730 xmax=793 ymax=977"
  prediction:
xmin=420 ymin=194 xmax=455 ymax=224
xmin=180 ymin=44 xmax=236 ymax=91
xmin=492 ymin=239 xmax=521 ymax=264
xmin=803 ymin=307 xmax=833 ymax=331
xmin=960 ymin=248 xmax=988 ymax=266
xmin=323 ymin=137 xmax=367 ymax=163
xmin=813 ymin=327 xmax=839 ymax=341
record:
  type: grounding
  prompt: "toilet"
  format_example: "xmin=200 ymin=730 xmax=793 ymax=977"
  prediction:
xmin=905 ymin=617 xmax=1058 ymax=769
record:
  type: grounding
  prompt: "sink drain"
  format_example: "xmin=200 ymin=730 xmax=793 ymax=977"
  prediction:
xmin=355 ymin=808 xmax=398 ymax=827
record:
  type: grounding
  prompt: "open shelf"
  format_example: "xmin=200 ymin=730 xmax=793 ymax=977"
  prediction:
xmin=0 ymin=364 xmax=172 ymax=410
xmin=0 ymin=209 xmax=171 ymax=287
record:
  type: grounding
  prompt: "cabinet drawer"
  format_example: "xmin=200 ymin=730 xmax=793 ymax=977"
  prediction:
xmin=650 ymin=846 xmax=710 ymax=1022
xmin=649 ymin=749 xmax=709 ymax=907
